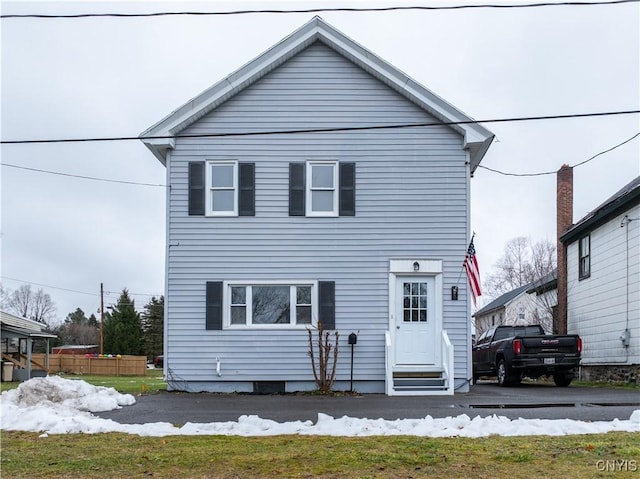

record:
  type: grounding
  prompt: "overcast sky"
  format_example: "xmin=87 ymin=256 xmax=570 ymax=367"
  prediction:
xmin=1 ymin=0 xmax=639 ymax=324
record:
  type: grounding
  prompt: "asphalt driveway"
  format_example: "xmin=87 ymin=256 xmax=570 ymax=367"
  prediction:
xmin=97 ymin=381 xmax=640 ymax=425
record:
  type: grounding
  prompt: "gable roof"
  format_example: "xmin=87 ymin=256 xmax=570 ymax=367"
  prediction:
xmin=473 ymin=283 xmax=532 ymax=317
xmin=526 ymin=269 xmax=557 ymax=295
xmin=140 ymin=16 xmax=494 ymax=170
xmin=560 ymin=176 xmax=640 ymax=244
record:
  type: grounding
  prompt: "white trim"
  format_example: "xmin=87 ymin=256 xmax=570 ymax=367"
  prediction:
xmin=140 ymin=17 xmax=493 ymax=169
xmin=389 ymin=258 xmax=442 ymax=274
xmin=163 ymin=150 xmax=171 ymax=377
xmin=205 ymin=160 xmax=238 ymax=216
xmin=306 ymin=160 xmax=338 ymax=217
xmin=386 ymin=264 xmax=445 ymax=396
xmin=223 ymin=280 xmax=318 ymax=329
xmin=465 ymin=149 xmax=472 ymax=384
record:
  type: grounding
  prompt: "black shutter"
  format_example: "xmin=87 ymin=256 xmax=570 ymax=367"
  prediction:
xmin=188 ymin=162 xmax=205 ymax=216
xmin=238 ymin=162 xmax=255 ymax=216
xmin=339 ymin=162 xmax=356 ymax=216
xmin=206 ymin=281 xmax=223 ymax=330
xmin=289 ymin=162 xmax=306 ymax=216
xmin=318 ymin=281 xmax=335 ymax=330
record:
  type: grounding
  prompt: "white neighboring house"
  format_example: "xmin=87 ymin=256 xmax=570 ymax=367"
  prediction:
xmin=525 ymin=269 xmax=558 ymax=333
xmin=560 ymin=176 xmax=640 ymax=382
xmin=473 ymin=280 xmax=554 ymax=336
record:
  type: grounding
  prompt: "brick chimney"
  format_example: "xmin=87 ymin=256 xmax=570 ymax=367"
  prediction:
xmin=556 ymin=164 xmax=573 ymax=335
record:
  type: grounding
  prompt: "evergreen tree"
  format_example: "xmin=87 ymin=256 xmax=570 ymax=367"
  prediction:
xmin=142 ymin=296 xmax=164 ymax=361
xmin=103 ymin=289 xmax=143 ymax=355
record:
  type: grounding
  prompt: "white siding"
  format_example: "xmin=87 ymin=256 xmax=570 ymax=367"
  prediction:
xmin=166 ymin=43 xmax=473 ymax=390
xmin=567 ymin=204 xmax=640 ymax=365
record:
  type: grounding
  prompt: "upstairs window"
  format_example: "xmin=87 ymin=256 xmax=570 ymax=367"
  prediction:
xmin=579 ymin=234 xmax=590 ymax=279
xmin=289 ymin=161 xmax=355 ymax=217
xmin=307 ymin=161 xmax=338 ymax=216
xmin=188 ymin=161 xmax=255 ymax=217
xmin=207 ymin=161 xmax=237 ymax=216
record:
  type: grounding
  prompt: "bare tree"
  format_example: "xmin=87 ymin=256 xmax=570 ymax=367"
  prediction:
xmin=484 ymin=237 xmax=556 ymax=299
xmin=6 ymin=284 xmax=57 ymax=327
xmin=481 ymin=237 xmax=557 ymax=333
xmin=0 ymin=283 xmax=9 ymax=309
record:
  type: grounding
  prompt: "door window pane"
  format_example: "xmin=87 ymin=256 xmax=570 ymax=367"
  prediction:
xmin=402 ymin=281 xmax=428 ymax=323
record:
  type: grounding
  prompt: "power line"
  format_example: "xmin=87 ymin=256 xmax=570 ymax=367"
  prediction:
xmin=2 ymin=0 xmax=637 ymax=19
xmin=1 ymin=276 xmax=97 ymax=296
xmin=2 ymin=112 xmax=638 ymax=185
xmin=2 ymin=109 xmax=638 ymax=145
xmin=477 ymin=131 xmax=640 ymax=177
xmin=0 ymin=276 xmax=162 ymax=299
xmin=1 ymin=163 xmax=168 ymax=188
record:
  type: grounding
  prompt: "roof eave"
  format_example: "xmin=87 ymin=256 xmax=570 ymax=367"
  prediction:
xmin=140 ymin=16 xmax=494 ymax=166
xmin=560 ymin=185 xmax=640 ymax=244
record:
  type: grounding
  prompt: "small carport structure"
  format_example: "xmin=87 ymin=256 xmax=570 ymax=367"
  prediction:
xmin=1 ymin=310 xmax=56 ymax=381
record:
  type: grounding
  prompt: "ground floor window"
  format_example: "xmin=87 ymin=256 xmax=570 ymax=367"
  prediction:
xmin=227 ymin=283 xmax=316 ymax=328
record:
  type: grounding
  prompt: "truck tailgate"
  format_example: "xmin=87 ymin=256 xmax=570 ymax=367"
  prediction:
xmin=521 ymin=336 xmax=580 ymax=354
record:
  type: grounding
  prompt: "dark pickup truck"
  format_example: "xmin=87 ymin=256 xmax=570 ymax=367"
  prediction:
xmin=472 ymin=325 xmax=582 ymax=387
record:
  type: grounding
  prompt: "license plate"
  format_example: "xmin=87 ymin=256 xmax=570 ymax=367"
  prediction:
xmin=544 ymin=357 xmax=555 ymax=365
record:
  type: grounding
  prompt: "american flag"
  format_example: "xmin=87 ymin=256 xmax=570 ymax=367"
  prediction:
xmin=464 ymin=236 xmax=482 ymax=306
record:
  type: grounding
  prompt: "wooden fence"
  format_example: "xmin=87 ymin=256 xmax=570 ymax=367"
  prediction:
xmin=31 ymin=354 xmax=147 ymax=376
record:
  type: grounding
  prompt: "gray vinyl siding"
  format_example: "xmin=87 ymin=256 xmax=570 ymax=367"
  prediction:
xmin=166 ymin=42 xmax=471 ymax=388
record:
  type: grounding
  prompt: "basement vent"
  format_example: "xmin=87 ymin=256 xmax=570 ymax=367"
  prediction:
xmin=252 ymin=381 xmax=286 ymax=394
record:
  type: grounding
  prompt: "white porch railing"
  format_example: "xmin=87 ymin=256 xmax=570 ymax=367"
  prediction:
xmin=441 ymin=329 xmax=454 ymax=395
xmin=385 ymin=329 xmax=455 ymax=395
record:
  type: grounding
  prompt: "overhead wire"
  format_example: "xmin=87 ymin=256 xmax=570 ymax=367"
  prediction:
xmin=477 ymin=131 xmax=640 ymax=177
xmin=2 ymin=111 xmax=639 ymax=183
xmin=1 ymin=0 xmax=638 ymax=19
xmin=1 ymin=163 xmax=168 ymax=188
xmin=0 ymin=276 xmax=162 ymax=300
xmin=2 ymin=109 xmax=638 ymax=145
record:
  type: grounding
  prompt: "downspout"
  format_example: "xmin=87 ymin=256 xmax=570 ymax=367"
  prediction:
xmin=164 ymin=150 xmax=171 ymax=379
xmin=465 ymin=150 xmax=472 ymax=388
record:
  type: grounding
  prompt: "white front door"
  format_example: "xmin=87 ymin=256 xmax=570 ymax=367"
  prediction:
xmin=395 ymin=277 xmax=438 ymax=366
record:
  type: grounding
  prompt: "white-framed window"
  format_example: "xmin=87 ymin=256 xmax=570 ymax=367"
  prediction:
xmin=206 ymin=160 xmax=238 ymax=216
xmin=579 ymin=234 xmax=590 ymax=279
xmin=225 ymin=281 xmax=317 ymax=328
xmin=306 ymin=161 xmax=338 ymax=216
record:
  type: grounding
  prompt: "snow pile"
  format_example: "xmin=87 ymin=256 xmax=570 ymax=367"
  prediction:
xmin=1 ymin=377 xmax=639 ymax=437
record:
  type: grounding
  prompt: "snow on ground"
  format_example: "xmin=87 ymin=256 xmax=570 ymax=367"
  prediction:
xmin=1 ymin=376 xmax=638 ymax=437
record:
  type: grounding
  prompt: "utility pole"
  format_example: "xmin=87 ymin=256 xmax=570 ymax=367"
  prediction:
xmin=100 ymin=283 xmax=104 ymax=355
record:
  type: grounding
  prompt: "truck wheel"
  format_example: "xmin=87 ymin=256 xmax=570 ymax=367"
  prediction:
xmin=497 ymin=360 xmax=510 ymax=387
xmin=553 ymin=374 xmax=572 ymax=387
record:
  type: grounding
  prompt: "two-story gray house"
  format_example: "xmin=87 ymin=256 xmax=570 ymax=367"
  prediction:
xmin=140 ymin=17 xmax=494 ymax=395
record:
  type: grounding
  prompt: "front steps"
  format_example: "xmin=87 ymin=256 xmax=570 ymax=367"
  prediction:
xmin=392 ymin=370 xmax=448 ymax=392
